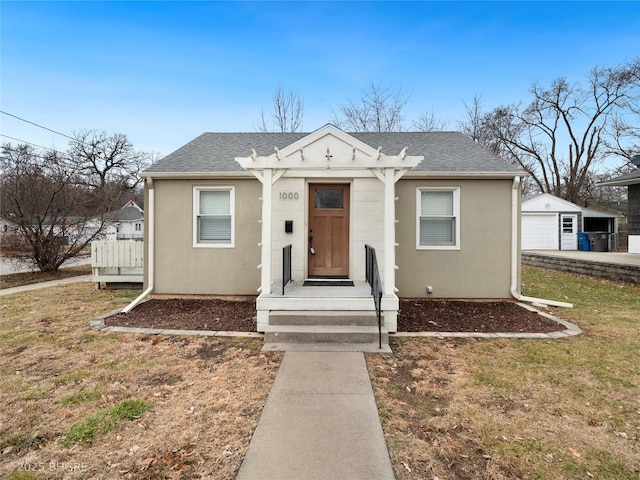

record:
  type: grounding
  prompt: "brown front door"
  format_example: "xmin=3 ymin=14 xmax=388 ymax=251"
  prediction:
xmin=308 ymin=184 xmax=350 ymax=277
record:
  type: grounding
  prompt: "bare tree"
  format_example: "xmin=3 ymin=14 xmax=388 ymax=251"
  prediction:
xmin=1 ymin=145 xmax=101 ymax=271
xmin=69 ymin=130 xmax=150 ymax=191
xmin=478 ymin=59 xmax=639 ymax=204
xmin=411 ymin=109 xmax=448 ymax=132
xmin=605 ymin=69 xmax=640 ymax=160
xmin=1 ymin=133 xmax=150 ymax=272
xmin=457 ymin=94 xmax=501 ymax=153
xmin=257 ymin=86 xmax=304 ymax=133
xmin=331 ymin=82 xmax=409 ymax=132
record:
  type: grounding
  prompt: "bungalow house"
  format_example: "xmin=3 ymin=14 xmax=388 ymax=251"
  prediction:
xmin=104 ymin=198 xmax=144 ymax=240
xmin=522 ymin=193 xmax=620 ymax=251
xmin=598 ymin=158 xmax=640 ymax=254
xmin=129 ymin=124 xmax=538 ymax=339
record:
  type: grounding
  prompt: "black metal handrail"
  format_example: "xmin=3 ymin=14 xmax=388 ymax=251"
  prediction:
xmin=365 ymin=244 xmax=383 ymax=349
xmin=282 ymin=244 xmax=292 ymax=295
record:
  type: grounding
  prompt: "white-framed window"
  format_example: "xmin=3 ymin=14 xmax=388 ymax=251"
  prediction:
xmin=135 ymin=223 xmax=142 ymax=231
xmin=416 ymin=187 xmax=460 ymax=249
xmin=193 ymin=186 xmax=235 ymax=247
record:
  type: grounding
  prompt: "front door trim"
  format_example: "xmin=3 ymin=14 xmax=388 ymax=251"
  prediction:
xmin=308 ymin=183 xmax=350 ymax=277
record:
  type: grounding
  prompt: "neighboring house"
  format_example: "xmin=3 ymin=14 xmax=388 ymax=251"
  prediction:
xmin=522 ymin=193 xmax=620 ymax=251
xmin=0 ymin=215 xmax=21 ymax=247
xmin=1 ymin=214 xmax=105 ymax=246
xmin=0 ymin=216 xmax=19 ymax=236
xmin=104 ymin=199 xmax=144 ymax=240
xmin=137 ymin=124 xmax=527 ymax=332
xmin=598 ymin=159 xmax=640 ymax=254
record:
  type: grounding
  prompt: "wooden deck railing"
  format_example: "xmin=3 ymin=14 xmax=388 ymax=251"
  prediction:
xmin=91 ymin=240 xmax=144 ymax=286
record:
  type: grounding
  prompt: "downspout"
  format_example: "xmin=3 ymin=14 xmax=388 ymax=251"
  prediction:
xmin=510 ymin=176 xmax=573 ymax=308
xmin=122 ymin=177 xmax=154 ymax=313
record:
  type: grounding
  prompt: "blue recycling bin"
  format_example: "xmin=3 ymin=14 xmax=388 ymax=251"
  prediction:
xmin=577 ymin=232 xmax=590 ymax=251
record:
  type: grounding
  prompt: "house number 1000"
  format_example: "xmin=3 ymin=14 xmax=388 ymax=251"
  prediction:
xmin=279 ymin=192 xmax=299 ymax=200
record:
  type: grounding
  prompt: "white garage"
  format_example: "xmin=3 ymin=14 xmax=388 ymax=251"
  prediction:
xmin=521 ymin=193 xmax=620 ymax=251
xmin=522 ymin=213 xmax=558 ymax=250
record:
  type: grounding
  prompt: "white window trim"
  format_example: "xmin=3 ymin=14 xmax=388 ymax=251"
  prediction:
xmin=416 ymin=187 xmax=461 ymax=250
xmin=193 ymin=186 xmax=235 ymax=248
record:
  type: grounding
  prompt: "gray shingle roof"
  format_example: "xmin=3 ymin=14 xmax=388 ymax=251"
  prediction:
xmin=144 ymin=130 xmax=523 ymax=175
xmin=598 ymin=169 xmax=640 ymax=186
xmin=105 ymin=206 xmax=144 ymax=222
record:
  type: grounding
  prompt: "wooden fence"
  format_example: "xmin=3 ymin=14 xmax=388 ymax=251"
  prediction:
xmin=91 ymin=240 xmax=144 ymax=285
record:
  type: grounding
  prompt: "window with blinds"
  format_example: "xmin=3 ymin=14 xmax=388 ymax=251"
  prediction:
xmin=417 ymin=188 xmax=460 ymax=249
xmin=194 ymin=187 xmax=234 ymax=246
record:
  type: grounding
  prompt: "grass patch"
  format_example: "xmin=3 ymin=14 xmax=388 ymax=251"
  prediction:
xmin=6 ymin=472 xmax=42 ymax=480
xmin=63 ymin=399 xmax=149 ymax=445
xmin=17 ymin=384 xmax=55 ymax=402
xmin=113 ymin=290 xmax=141 ymax=300
xmin=60 ymin=389 xmax=102 ymax=405
xmin=56 ymin=370 xmax=89 ymax=384
xmin=3 ymin=432 xmax=49 ymax=451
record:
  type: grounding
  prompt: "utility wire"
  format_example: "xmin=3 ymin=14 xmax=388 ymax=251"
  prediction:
xmin=0 ymin=133 xmax=59 ymax=151
xmin=0 ymin=134 xmax=84 ymax=169
xmin=0 ymin=110 xmax=75 ymax=140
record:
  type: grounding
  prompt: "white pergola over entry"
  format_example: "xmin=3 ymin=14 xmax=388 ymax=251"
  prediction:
xmin=235 ymin=124 xmax=423 ymax=301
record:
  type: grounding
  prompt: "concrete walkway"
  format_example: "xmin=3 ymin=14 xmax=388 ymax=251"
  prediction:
xmin=236 ymin=351 xmax=394 ymax=480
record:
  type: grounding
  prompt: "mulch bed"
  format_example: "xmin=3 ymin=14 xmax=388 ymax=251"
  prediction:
xmin=105 ymin=298 xmax=563 ymax=333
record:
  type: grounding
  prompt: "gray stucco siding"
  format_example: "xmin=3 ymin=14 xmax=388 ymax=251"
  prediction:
xmin=149 ymin=178 xmax=262 ymax=296
xmin=146 ymin=177 xmax=517 ymax=298
xmin=395 ymin=179 xmax=515 ymax=298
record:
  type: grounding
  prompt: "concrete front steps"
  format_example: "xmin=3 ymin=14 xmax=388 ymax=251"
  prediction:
xmin=262 ymin=311 xmax=391 ymax=353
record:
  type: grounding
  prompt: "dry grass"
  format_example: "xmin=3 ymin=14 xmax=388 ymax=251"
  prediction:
xmin=0 ymin=283 xmax=282 ymax=479
xmin=2 ymin=266 xmax=639 ymax=479
xmin=367 ymin=266 xmax=640 ymax=479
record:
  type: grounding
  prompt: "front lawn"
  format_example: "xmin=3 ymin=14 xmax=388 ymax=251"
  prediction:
xmin=368 ymin=266 xmax=639 ymax=479
xmin=0 ymin=284 xmax=281 ymax=479
xmin=1 ymin=266 xmax=638 ymax=479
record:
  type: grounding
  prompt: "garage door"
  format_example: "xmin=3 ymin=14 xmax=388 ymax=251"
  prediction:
xmin=522 ymin=214 xmax=557 ymax=250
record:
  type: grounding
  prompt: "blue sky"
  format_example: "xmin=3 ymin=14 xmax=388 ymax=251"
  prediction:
xmin=1 ymin=1 xmax=638 ymax=157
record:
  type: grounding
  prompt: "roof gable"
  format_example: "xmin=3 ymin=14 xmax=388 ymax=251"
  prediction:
xmin=122 ymin=199 xmax=144 ymax=212
xmin=279 ymin=124 xmax=380 ymax=160
xmin=522 ymin=193 xmax=582 ymax=213
xmin=235 ymin=124 xmax=422 ymax=171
